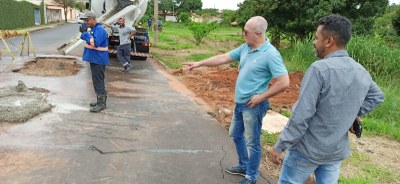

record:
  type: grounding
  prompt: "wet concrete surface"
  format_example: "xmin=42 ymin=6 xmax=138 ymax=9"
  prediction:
xmin=0 ymin=53 xmax=276 ymax=183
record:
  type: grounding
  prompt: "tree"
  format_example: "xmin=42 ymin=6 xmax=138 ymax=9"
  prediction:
xmin=40 ymin=0 xmax=46 ymax=25
xmin=236 ymin=0 xmax=388 ymax=46
xmin=159 ymin=0 xmax=177 ymax=21
xmin=374 ymin=5 xmax=400 ymax=45
xmin=179 ymin=11 xmax=190 ymax=24
xmin=176 ymin=0 xmax=202 ymax=13
xmin=336 ymin=0 xmax=388 ymax=35
xmin=196 ymin=8 xmax=218 ymax=16
xmin=54 ymin=0 xmax=76 ymax=22
xmin=221 ymin=10 xmax=237 ymax=26
xmin=75 ymin=1 xmax=85 ymax=12
xmin=393 ymin=8 xmax=400 ymax=35
xmin=143 ymin=0 xmax=154 ymax=21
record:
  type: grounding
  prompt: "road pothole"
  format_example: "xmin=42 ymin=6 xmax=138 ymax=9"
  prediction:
xmin=0 ymin=81 xmax=52 ymax=123
xmin=13 ymin=57 xmax=81 ymax=77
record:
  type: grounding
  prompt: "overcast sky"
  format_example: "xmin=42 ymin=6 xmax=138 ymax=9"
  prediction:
xmin=202 ymin=0 xmax=400 ymax=10
xmin=201 ymin=0 xmax=243 ymax=10
xmin=390 ymin=0 xmax=400 ymax=4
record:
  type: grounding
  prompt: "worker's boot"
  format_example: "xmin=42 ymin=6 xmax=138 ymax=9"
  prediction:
xmin=89 ymin=95 xmax=98 ymax=107
xmin=90 ymin=95 xmax=107 ymax=107
xmin=90 ymin=95 xmax=107 ymax=113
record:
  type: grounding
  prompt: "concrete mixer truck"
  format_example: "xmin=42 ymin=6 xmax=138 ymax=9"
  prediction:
xmin=58 ymin=0 xmax=150 ymax=60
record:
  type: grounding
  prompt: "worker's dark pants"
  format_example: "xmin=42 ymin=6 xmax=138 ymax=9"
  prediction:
xmin=117 ymin=43 xmax=131 ymax=66
xmin=90 ymin=63 xmax=107 ymax=96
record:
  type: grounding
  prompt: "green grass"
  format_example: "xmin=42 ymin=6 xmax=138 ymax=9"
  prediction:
xmin=281 ymin=111 xmax=292 ymax=118
xmin=280 ymin=38 xmax=316 ymax=72
xmin=339 ymin=152 xmax=400 ymax=183
xmin=338 ymin=176 xmax=375 ymax=184
xmin=185 ymin=53 xmax=215 ymax=61
xmin=151 ymin=52 xmax=181 ymax=69
xmin=150 ymin=22 xmax=242 ymax=69
xmin=262 ymin=131 xmax=280 ymax=146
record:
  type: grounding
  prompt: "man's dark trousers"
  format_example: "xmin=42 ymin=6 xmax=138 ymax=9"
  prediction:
xmin=90 ymin=62 xmax=106 ymax=96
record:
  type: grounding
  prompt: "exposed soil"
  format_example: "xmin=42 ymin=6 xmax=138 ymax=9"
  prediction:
xmin=15 ymin=58 xmax=81 ymax=77
xmin=171 ymin=66 xmax=302 ymax=126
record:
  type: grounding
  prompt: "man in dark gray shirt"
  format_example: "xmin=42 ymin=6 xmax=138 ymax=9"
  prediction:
xmin=270 ymin=14 xmax=384 ymax=183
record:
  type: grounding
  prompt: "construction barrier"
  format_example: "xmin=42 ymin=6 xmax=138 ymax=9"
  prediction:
xmin=0 ymin=36 xmax=14 ymax=61
xmin=0 ymin=31 xmax=36 ymax=61
xmin=20 ymin=32 xmax=36 ymax=57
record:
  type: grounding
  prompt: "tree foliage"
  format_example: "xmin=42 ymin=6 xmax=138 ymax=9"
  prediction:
xmin=179 ymin=12 xmax=191 ymax=24
xmin=337 ymin=0 xmax=388 ymax=35
xmin=176 ymin=0 xmax=202 ymax=13
xmin=392 ymin=6 xmax=400 ymax=36
xmin=237 ymin=0 xmax=388 ymax=44
xmin=195 ymin=8 xmax=218 ymax=16
xmin=159 ymin=0 xmax=178 ymax=20
xmin=187 ymin=22 xmax=217 ymax=45
xmin=221 ymin=10 xmax=237 ymax=25
xmin=75 ymin=1 xmax=85 ymax=11
xmin=142 ymin=0 xmax=154 ymax=22
xmin=374 ymin=4 xmax=400 ymax=44
xmin=54 ymin=0 xmax=76 ymax=22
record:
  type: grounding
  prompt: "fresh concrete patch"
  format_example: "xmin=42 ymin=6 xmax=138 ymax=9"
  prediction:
xmin=0 ymin=81 xmax=52 ymax=123
xmin=13 ymin=56 xmax=81 ymax=77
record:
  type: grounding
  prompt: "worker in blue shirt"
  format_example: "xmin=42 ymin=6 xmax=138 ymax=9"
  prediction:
xmin=80 ymin=11 xmax=109 ymax=113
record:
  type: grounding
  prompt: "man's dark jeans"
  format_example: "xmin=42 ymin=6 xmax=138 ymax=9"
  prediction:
xmin=90 ymin=63 xmax=106 ymax=96
xmin=117 ymin=43 xmax=131 ymax=66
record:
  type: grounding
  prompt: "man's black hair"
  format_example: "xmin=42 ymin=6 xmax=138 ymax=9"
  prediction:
xmin=318 ymin=14 xmax=352 ymax=46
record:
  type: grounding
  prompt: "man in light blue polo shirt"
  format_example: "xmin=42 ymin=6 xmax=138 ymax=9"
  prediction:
xmin=184 ymin=16 xmax=289 ymax=184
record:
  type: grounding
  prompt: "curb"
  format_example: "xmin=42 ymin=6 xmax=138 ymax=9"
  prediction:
xmin=2 ymin=21 xmax=72 ymax=38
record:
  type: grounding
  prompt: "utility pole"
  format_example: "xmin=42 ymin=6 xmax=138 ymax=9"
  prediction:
xmin=154 ymin=0 xmax=158 ymax=46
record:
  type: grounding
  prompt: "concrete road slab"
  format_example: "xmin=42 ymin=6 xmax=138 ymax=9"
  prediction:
xmin=0 ymin=55 xmax=276 ymax=183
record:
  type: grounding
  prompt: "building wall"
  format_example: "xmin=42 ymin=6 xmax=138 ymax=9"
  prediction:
xmin=25 ymin=0 xmax=79 ymax=23
xmin=0 ymin=0 xmax=39 ymax=30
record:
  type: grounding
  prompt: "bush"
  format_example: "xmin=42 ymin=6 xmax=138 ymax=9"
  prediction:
xmin=221 ymin=10 xmax=236 ymax=26
xmin=187 ymin=22 xmax=217 ymax=45
xmin=179 ymin=12 xmax=191 ymax=24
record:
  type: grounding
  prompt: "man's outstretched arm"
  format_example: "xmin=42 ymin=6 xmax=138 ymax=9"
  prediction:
xmin=183 ymin=53 xmax=233 ymax=71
